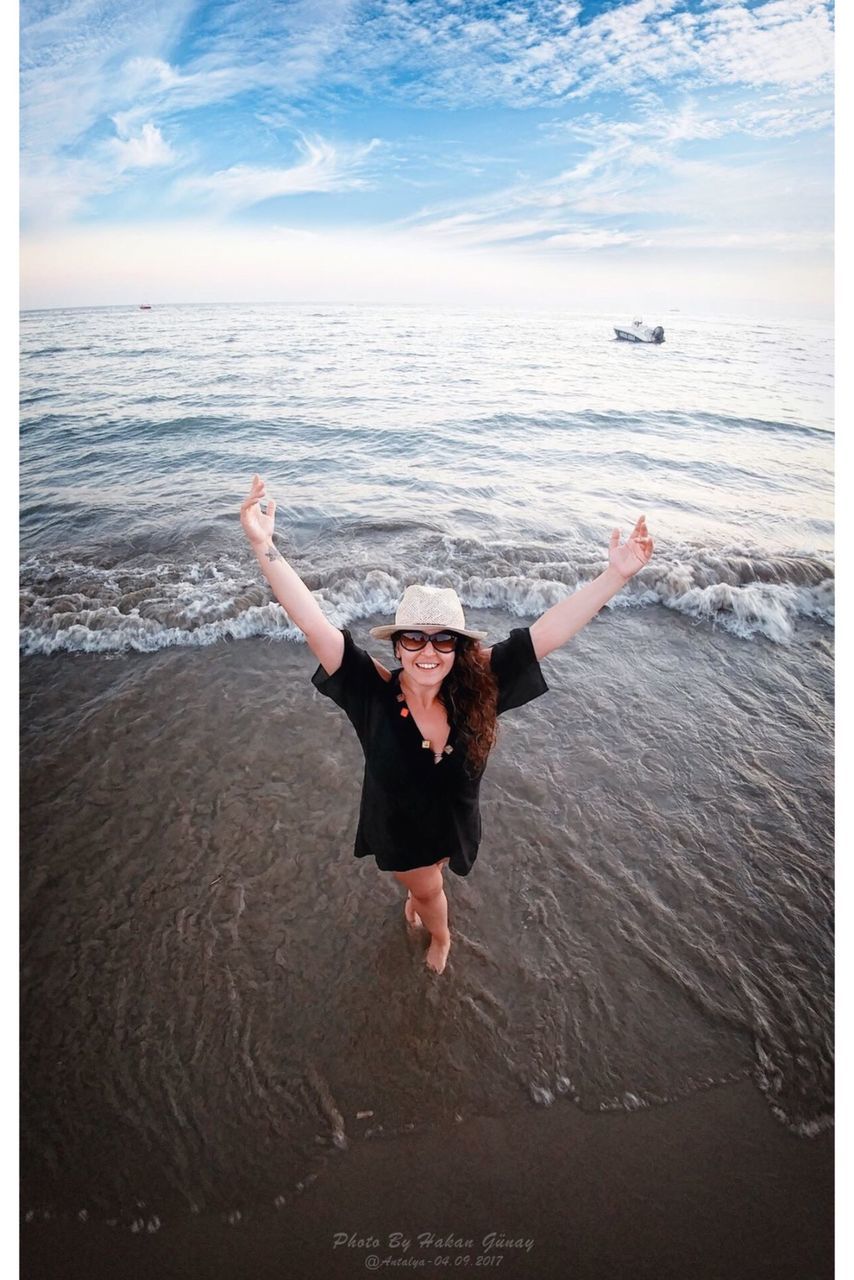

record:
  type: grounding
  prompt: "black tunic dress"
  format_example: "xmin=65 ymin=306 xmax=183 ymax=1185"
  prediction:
xmin=311 ymin=626 xmax=549 ymax=876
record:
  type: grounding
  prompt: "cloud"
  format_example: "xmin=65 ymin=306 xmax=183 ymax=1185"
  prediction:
xmin=108 ymin=122 xmax=176 ymax=171
xmin=395 ymin=76 xmax=831 ymax=260
xmin=20 ymin=1 xmax=197 ymax=153
xmin=120 ymin=56 xmax=184 ymax=93
xmin=19 ymin=0 xmax=361 ymax=222
xmin=20 ymin=1 xmax=195 ymax=222
xmin=736 ymin=103 xmax=834 ymax=136
xmin=171 ymin=135 xmax=381 ymax=214
xmin=19 ymin=155 xmax=120 ymax=225
xmin=643 ymin=227 xmax=833 ymax=250
xmin=102 ymin=0 xmax=361 ymax=123
xmin=688 ymin=0 xmax=834 ymax=90
xmin=20 ymin=1 xmax=835 ymax=171
xmin=545 ymin=229 xmax=646 ymax=248
xmin=545 ymin=94 xmax=833 ymax=146
xmin=341 ymin=0 xmax=834 ymax=107
xmin=21 ymin=118 xmax=179 ymax=225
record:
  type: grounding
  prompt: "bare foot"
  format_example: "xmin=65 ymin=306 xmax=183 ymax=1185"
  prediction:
xmin=405 ymin=891 xmax=423 ymax=928
xmin=425 ymin=932 xmax=451 ymax=974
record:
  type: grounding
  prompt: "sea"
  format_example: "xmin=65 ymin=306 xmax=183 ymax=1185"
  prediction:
xmin=20 ymin=304 xmax=834 ymax=1225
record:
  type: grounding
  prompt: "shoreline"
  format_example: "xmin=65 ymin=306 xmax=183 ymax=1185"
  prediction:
xmin=22 ymin=1078 xmax=833 ymax=1280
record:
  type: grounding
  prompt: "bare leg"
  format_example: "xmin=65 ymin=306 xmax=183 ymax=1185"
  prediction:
xmin=405 ymin=858 xmax=448 ymax=929
xmin=392 ymin=860 xmax=452 ymax=974
xmin=412 ymin=885 xmax=450 ymax=973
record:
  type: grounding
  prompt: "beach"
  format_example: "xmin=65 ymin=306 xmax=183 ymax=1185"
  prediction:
xmin=22 ymin=1079 xmax=833 ymax=1279
xmin=20 ymin=304 xmax=834 ymax=1273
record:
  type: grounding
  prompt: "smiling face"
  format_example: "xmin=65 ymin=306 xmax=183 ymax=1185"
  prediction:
xmin=393 ymin=627 xmax=458 ymax=690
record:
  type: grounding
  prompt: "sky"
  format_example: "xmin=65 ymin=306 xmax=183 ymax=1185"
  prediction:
xmin=18 ymin=0 xmax=835 ymax=314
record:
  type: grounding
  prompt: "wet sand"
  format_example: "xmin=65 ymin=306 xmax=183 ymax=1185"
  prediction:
xmin=22 ymin=1078 xmax=832 ymax=1280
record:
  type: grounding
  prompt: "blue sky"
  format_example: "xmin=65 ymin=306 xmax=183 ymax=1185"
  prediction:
xmin=19 ymin=0 xmax=835 ymax=312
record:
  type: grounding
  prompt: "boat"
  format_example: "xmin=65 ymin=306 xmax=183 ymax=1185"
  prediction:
xmin=139 ymin=303 xmax=152 ymax=310
xmin=614 ymin=318 xmax=664 ymax=344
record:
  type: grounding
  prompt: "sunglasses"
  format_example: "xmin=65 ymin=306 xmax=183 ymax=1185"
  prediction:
xmin=396 ymin=630 xmax=459 ymax=653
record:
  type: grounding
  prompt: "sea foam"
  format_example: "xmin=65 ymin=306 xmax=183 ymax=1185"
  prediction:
xmin=19 ymin=545 xmax=834 ymax=656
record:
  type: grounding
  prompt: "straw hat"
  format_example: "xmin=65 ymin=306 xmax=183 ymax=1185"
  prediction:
xmin=369 ymin=585 xmax=488 ymax=641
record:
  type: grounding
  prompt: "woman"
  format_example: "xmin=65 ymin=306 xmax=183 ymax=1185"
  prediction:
xmin=240 ymin=474 xmax=654 ymax=975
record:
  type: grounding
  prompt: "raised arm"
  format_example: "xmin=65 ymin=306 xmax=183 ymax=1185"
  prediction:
xmin=529 ymin=516 xmax=654 ymax=660
xmin=239 ymin=474 xmax=344 ymax=675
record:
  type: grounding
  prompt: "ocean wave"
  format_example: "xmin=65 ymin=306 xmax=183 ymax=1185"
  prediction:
xmin=19 ymin=544 xmax=834 ymax=656
xmin=462 ymin=409 xmax=832 ymax=441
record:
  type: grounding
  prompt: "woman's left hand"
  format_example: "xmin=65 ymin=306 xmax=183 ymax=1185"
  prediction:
xmin=609 ymin=515 xmax=654 ymax=580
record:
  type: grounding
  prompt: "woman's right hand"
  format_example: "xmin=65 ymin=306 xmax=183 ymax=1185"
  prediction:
xmin=240 ymin=473 xmax=276 ymax=548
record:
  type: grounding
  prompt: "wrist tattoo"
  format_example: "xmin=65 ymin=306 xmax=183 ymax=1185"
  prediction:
xmin=264 ymin=545 xmax=283 ymax=562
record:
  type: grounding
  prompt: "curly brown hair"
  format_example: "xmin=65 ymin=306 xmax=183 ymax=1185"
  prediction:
xmin=393 ymin=634 xmax=499 ymax=776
